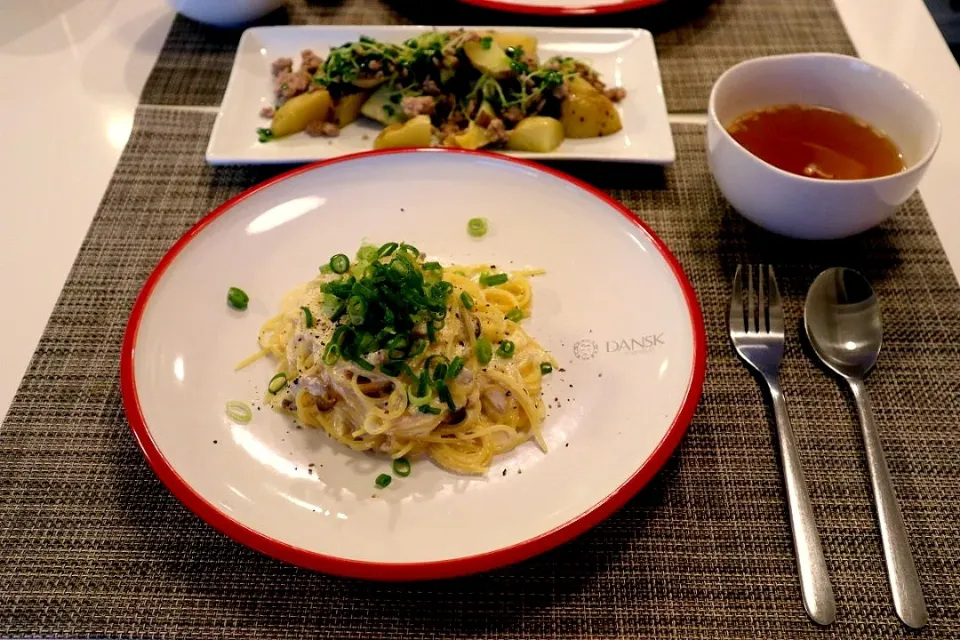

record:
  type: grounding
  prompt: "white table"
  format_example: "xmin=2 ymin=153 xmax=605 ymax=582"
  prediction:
xmin=1 ymin=0 xmax=958 ymax=423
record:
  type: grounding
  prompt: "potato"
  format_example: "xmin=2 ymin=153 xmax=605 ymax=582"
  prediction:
xmin=271 ymin=90 xmax=333 ymax=138
xmin=559 ymin=78 xmax=622 ymax=138
xmin=506 ymin=117 xmax=564 ymax=152
xmin=483 ymin=31 xmax=538 ymax=61
xmin=361 ymin=85 xmax=405 ymax=126
xmin=333 ymin=92 xmax=368 ymax=128
xmin=452 ymin=122 xmax=494 ymax=150
xmin=373 ymin=115 xmax=433 ymax=150
xmin=463 ymin=40 xmax=512 ymax=79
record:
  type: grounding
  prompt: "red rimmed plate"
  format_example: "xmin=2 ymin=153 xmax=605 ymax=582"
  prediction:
xmin=121 ymin=149 xmax=705 ymax=580
xmin=457 ymin=0 xmax=667 ymax=17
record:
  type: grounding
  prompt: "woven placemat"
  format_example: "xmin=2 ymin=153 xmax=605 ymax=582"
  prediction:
xmin=0 ymin=108 xmax=957 ymax=638
xmin=140 ymin=0 xmax=855 ymax=113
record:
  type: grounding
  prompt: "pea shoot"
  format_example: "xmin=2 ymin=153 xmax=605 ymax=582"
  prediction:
xmin=227 ymin=287 xmax=249 ymax=310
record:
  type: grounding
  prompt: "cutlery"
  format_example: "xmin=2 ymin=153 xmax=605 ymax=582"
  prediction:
xmin=804 ymin=267 xmax=928 ymax=629
xmin=730 ymin=264 xmax=837 ymax=626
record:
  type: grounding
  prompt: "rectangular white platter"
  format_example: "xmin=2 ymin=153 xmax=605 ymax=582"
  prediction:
xmin=206 ymin=26 xmax=675 ymax=165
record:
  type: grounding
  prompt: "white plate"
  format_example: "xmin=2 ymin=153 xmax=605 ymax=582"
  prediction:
xmin=122 ymin=149 xmax=704 ymax=579
xmin=206 ymin=26 xmax=675 ymax=166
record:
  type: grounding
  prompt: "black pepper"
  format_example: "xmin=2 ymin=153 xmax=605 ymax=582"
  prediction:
xmin=502 ymin=469 xmax=507 ymax=476
xmin=213 ymin=440 xmax=218 ymax=444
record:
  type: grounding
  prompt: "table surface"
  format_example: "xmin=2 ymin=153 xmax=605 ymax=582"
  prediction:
xmin=1 ymin=0 xmax=958 ymax=424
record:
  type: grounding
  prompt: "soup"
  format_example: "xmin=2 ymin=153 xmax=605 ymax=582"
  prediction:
xmin=726 ymin=104 xmax=905 ymax=180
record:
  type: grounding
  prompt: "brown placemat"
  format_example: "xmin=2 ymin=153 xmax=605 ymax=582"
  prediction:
xmin=1 ymin=108 xmax=957 ymax=638
xmin=140 ymin=0 xmax=855 ymax=113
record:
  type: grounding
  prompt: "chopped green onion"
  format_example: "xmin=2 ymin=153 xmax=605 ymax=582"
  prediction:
xmin=419 ymin=404 xmax=441 ymax=415
xmin=301 ymin=306 xmax=315 ymax=328
xmin=497 ymin=340 xmax=516 ymax=358
xmin=476 ymin=337 xmax=493 ymax=365
xmin=346 ymin=295 xmax=367 ymax=325
xmin=405 ymin=38 xmax=418 ymax=48
xmin=447 ymin=356 xmax=464 ymax=380
xmin=479 ymin=272 xmax=508 ymax=287
xmin=540 ymin=362 xmax=553 ymax=375
xmin=351 ymin=355 xmax=375 ymax=371
xmin=468 ymin=217 xmax=488 ymax=237
xmin=319 ymin=263 xmax=333 ymax=274
xmin=399 ymin=243 xmax=420 ymax=258
xmin=379 ymin=360 xmax=405 ymax=377
xmin=392 ymin=457 xmax=412 ymax=477
xmin=375 ymin=473 xmax=392 ymax=489
xmin=460 ymin=291 xmax=475 ymax=310
xmin=227 ymin=287 xmax=249 ymax=310
xmin=408 ymin=338 xmax=428 ymax=358
xmin=377 ymin=242 xmax=398 ymax=257
xmin=329 ymin=254 xmax=350 ymax=274
xmin=267 ymin=372 xmax=288 ymax=394
xmin=407 ymin=382 xmax=434 ymax=406
xmin=433 ymin=362 xmax=448 ymax=381
xmin=417 ymin=369 xmax=430 ymax=397
xmin=356 ymin=244 xmax=379 ymax=263
xmin=480 ymin=37 xmax=493 ymax=50
xmin=437 ymin=382 xmax=456 ymax=411
xmin=257 ymin=127 xmax=274 ymax=143
xmin=505 ymin=307 xmax=523 ymax=322
xmin=323 ymin=343 xmax=341 ymax=365
xmin=359 ymin=35 xmax=375 ymax=43
xmin=423 ymin=261 xmax=442 ymax=272
xmin=225 ymin=400 xmax=252 ymax=424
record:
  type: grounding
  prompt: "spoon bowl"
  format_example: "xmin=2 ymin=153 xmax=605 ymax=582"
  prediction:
xmin=804 ymin=268 xmax=882 ymax=378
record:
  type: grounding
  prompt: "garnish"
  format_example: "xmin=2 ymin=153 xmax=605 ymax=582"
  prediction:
xmin=468 ymin=217 xmax=488 ymax=237
xmin=227 ymin=287 xmax=249 ymax=310
xmin=225 ymin=400 xmax=253 ymax=424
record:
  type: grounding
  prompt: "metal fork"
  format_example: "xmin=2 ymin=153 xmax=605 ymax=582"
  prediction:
xmin=730 ymin=264 xmax=837 ymax=626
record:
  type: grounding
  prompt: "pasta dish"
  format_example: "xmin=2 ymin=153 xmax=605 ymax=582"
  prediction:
xmin=242 ymin=241 xmax=554 ymax=475
xmin=257 ymin=29 xmax=627 ymax=153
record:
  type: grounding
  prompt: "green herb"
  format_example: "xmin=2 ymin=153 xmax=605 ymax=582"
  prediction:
xmin=329 ymin=254 xmax=350 ymax=274
xmin=267 ymin=372 xmax=288 ymax=394
xmin=356 ymin=244 xmax=379 ymax=263
xmin=359 ymin=35 xmax=376 ymax=44
xmin=419 ymin=404 xmax=441 ymax=415
xmin=476 ymin=337 xmax=493 ymax=365
xmin=404 ymin=38 xmax=418 ymax=48
xmin=227 ymin=287 xmax=249 ymax=310
xmin=479 ymin=272 xmax=508 ymax=287
xmin=505 ymin=307 xmax=523 ymax=322
xmin=437 ymin=381 xmax=456 ymax=411
xmin=383 ymin=104 xmax=396 ymax=117
xmin=480 ymin=36 xmax=493 ymax=50
xmin=377 ymin=242 xmax=398 ymax=257
xmin=256 ymin=128 xmax=274 ymax=143
xmin=447 ymin=356 xmax=464 ymax=380
xmin=301 ymin=306 xmax=315 ymax=328
xmin=468 ymin=217 xmax=488 ymax=237
xmin=323 ymin=343 xmax=341 ymax=365
xmin=460 ymin=291 xmax=475 ymax=310
xmin=497 ymin=340 xmax=516 ymax=358
xmin=375 ymin=473 xmax=392 ymax=489
xmin=540 ymin=362 xmax=553 ymax=375
xmin=392 ymin=457 xmax=412 ymax=477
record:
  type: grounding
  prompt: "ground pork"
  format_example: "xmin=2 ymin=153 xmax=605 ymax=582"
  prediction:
xmin=485 ymin=118 xmax=508 ymax=144
xmin=259 ymin=106 xmax=275 ymax=119
xmin=275 ymin=69 xmax=311 ymax=99
xmin=604 ymin=87 xmax=628 ymax=102
xmin=271 ymin=57 xmax=293 ymax=76
xmin=402 ymin=96 xmax=435 ymax=118
xmin=421 ymin=77 xmax=441 ymax=95
xmin=305 ymin=121 xmax=340 ymax=137
xmin=501 ymin=106 xmax=525 ymax=124
xmin=300 ymin=49 xmax=323 ymax=74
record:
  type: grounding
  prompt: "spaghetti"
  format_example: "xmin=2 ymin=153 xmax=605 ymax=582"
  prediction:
xmin=245 ymin=242 xmax=554 ymax=474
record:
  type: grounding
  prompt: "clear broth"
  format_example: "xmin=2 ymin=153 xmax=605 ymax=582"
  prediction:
xmin=726 ymin=104 xmax=905 ymax=180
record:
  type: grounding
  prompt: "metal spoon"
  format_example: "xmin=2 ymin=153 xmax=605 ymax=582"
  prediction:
xmin=804 ymin=268 xmax=928 ymax=629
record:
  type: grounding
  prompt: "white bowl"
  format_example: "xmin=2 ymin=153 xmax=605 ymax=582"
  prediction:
xmin=707 ymin=54 xmax=940 ymax=240
xmin=168 ymin=0 xmax=285 ymax=27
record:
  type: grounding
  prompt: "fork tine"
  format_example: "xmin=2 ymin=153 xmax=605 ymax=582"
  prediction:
xmin=768 ymin=265 xmax=784 ymax=334
xmin=758 ymin=263 xmax=767 ymax=333
xmin=747 ymin=264 xmax=756 ymax=332
xmin=729 ymin=264 xmax=744 ymax=332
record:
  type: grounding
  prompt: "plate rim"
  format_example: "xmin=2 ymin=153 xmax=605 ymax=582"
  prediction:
xmin=455 ymin=0 xmax=667 ymax=17
xmin=120 ymin=147 xmax=706 ymax=580
xmin=205 ymin=24 xmax=675 ymax=166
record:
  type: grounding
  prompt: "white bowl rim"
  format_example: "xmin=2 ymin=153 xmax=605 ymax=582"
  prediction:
xmin=120 ymin=147 xmax=708 ymax=580
xmin=707 ymin=52 xmax=942 ymax=187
